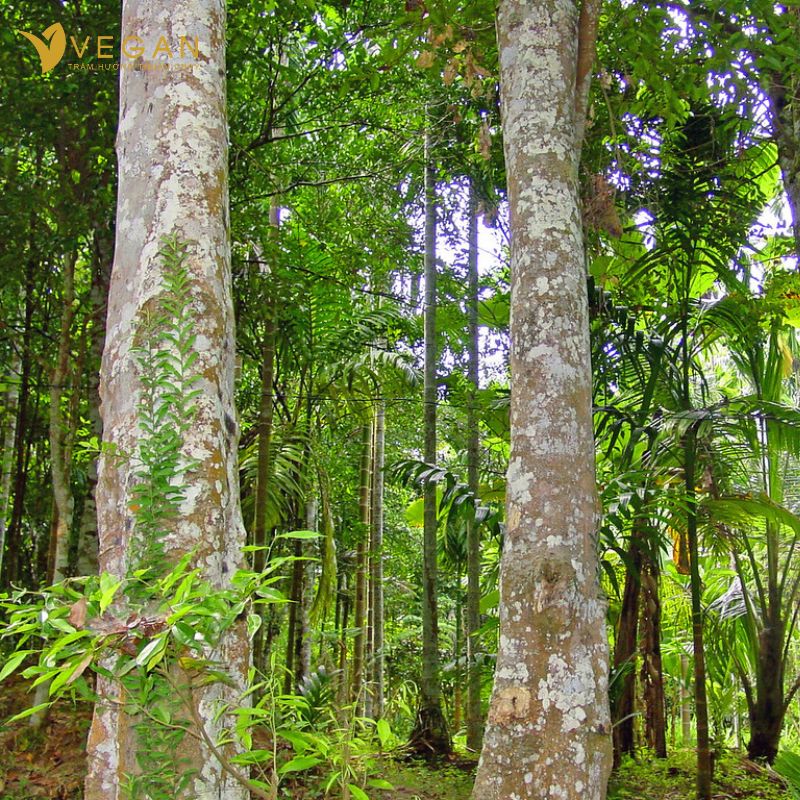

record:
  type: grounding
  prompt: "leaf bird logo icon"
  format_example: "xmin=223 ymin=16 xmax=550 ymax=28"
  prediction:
xmin=17 ymin=22 xmax=67 ymax=74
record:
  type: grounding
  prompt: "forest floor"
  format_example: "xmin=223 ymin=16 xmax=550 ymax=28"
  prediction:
xmin=0 ymin=679 xmax=793 ymax=799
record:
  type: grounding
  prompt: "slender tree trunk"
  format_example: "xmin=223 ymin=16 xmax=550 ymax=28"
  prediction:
xmin=351 ymin=425 xmax=371 ymax=707
xmin=5 ymin=261 xmax=35 ymax=587
xmin=747 ymin=617 xmax=785 ymax=762
xmin=640 ymin=552 xmax=667 ymax=758
xmin=465 ymin=179 xmax=483 ymax=752
xmin=612 ymin=530 xmax=643 ymax=764
xmin=47 ymin=252 xmax=77 ymax=584
xmin=685 ymin=429 xmax=712 ymax=800
xmin=681 ymin=653 xmax=692 ymax=744
xmin=370 ymin=400 xmax=386 ymax=718
xmin=410 ymin=125 xmax=451 ymax=756
xmin=84 ymin=2 xmax=249 ymax=796
xmin=74 ymin=230 xmax=112 ymax=577
xmin=298 ymin=495 xmax=316 ymax=682
xmin=252 ymin=255 xmax=277 ymax=675
xmin=767 ymin=7 xmax=800 ymax=259
xmin=337 ymin=570 xmax=350 ymax=706
xmin=0 ymin=350 xmax=21 ymax=582
xmin=453 ymin=599 xmax=463 ymax=732
xmin=472 ymin=2 xmax=612 ymax=797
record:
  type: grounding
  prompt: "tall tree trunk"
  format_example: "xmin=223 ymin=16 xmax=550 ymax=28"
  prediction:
xmin=612 ymin=529 xmax=643 ymax=764
xmin=338 ymin=570 xmax=351 ymax=707
xmin=351 ymin=424 xmax=371 ymax=707
xmin=680 ymin=653 xmax=692 ymax=744
xmin=251 ymin=222 xmax=278 ymax=675
xmin=0 ymin=350 xmax=21 ymax=582
xmin=472 ymin=2 xmax=612 ymax=797
xmin=640 ymin=552 xmax=667 ymax=758
xmin=74 ymin=229 xmax=113 ymax=577
xmin=47 ymin=252 xmax=77 ymax=585
xmin=84 ymin=2 xmax=249 ymax=796
xmin=4 ymin=260 xmax=35 ymax=587
xmin=465 ymin=179 xmax=483 ymax=752
xmin=747 ymin=614 xmax=785 ymax=762
xmin=685 ymin=429 xmax=712 ymax=800
xmin=410 ymin=125 xmax=451 ymax=756
xmin=370 ymin=399 xmax=386 ymax=718
xmin=767 ymin=7 xmax=800 ymax=259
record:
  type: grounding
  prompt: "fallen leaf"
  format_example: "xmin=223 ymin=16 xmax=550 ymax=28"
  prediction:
xmin=67 ymin=598 xmax=88 ymax=629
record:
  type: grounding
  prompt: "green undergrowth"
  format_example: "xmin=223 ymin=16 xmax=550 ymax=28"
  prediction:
xmin=374 ymin=757 xmax=477 ymax=800
xmin=609 ymin=749 xmax=791 ymax=800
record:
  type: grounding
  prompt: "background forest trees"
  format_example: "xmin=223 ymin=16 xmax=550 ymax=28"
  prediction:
xmin=2 ymin=0 xmax=800 ymax=799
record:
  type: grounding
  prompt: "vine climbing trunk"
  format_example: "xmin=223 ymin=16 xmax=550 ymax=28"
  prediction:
xmin=472 ymin=1 xmax=612 ymax=797
xmin=410 ymin=125 xmax=451 ymax=756
xmin=84 ymin=2 xmax=249 ymax=798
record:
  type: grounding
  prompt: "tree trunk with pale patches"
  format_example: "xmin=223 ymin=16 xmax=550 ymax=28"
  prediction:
xmin=472 ymin=1 xmax=612 ymax=798
xmin=84 ymin=1 xmax=249 ymax=797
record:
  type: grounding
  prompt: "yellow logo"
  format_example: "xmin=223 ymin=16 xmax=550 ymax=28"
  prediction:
xmin=17 ymin=22 xmax=67 ymax=74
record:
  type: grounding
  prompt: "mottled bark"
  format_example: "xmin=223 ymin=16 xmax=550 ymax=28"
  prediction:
xmin=409 ymin=127 xmax=451 ymax=756
xmin=472 ymin=2 xmax=612 ymax=798
xmin=84 ymin=2 xmax=249 ymax=797
xmin=465 ymin=180 xmax=483 ymax=752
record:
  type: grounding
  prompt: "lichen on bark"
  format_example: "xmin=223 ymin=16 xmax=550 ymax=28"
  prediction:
xmin=471 ymin=1 xmax=612 ymax=798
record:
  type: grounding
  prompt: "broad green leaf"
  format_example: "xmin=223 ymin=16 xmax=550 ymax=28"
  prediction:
xmin=278 ymin=755 xmax=322 ymax=774
xmin=0 ymin=650 xmax=32 ymax=682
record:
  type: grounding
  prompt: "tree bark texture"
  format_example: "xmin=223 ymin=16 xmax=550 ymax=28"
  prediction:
xmin=472 ymin=2 xmax=612 ymax=797
xmin=84 ymin=2 xmax=249 ymax=797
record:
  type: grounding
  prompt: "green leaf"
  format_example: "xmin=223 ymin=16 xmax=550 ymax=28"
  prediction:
xmin=8 ymin=702 xmax=51 ymax=722
xmin=0 ymin=650 xmax=32 ymax=682
xmin=98 ymin=573 xmax=123 ymax=613
xmin=135 ymin=636 xmax=167 ymax=669
xmin=375 ymin=718 xmax=392 ymax=749
xmin=479 ymin=589 xmax=499 ymax=613
xmin=348 ymin=784 xmax=370 ymax=800
xmin=275 ymin=529 xmax=321 ymax=541
xmin=367 ymin=777 xmax=395 ymax=790
xmin=278 ymin=755 xmax=322 ymax=774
